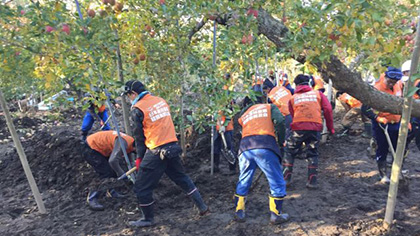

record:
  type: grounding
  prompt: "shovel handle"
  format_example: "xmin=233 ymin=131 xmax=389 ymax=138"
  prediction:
xmin=118 ymin=166 xmax=137 ymax=180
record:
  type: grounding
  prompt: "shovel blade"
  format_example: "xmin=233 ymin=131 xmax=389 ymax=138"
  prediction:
xmin=221 ymin=149 xmax=236 ymax=165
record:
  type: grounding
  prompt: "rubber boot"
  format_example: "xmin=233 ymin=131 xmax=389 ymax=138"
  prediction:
xmin=378 ymin=162 xmax=390 ymax=184
xmin=128 ymin=204 xmax=155 ymax=228
xmin=282 ymin=164 xmax=293 ymax=187
xmin=106 ymin=189 xmax=126 ymax=199
xmin=189 ymin=190 xmax=209 ymax=215
xmin=367 ymin=138 xmax=377 ymax=159
xmin=362 ymin=123 xmax=372 ymax=138
xmin=269 ymin=196 xmax=290 ymax=224
xmin=86 ymin=191 xmax=104 ymax=211
xmin=306 ymin=165 xmax=318 ymax=189
xmin=234 ymin=194 xmax=246 ymax=222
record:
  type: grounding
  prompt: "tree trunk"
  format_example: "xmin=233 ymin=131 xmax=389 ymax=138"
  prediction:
xmin=384 ymin=17 xmax=420 ymax=229
xmin=254 ymin=8 xmax=420 ymax=117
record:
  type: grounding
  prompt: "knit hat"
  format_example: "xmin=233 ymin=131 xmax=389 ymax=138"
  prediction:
xmin=294 ymin=74 xmax=311 ymax=85
xmin=385 ymin=67 xmax=403 ymax=81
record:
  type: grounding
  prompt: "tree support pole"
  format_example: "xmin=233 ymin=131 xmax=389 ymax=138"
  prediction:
xmin=384 ymin=16 xmax=420 ymax=229
xmin=0 ymin=90 xmax=46 ymax=214
xmin=321 ymin=79 xmax=333 ymax=144
xmin=115 ymin=30 xmax=131 ymax=136
xmin=210 ymin=20 xmax=217 ymax=176
xmin=75 ymin=0 xmax=134 ymax=182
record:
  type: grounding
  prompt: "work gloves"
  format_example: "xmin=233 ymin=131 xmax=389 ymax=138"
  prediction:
xmin=219 ymin=125 xmax=226 ymax=133
xmin=135 ymin=158 xmax=142 ymax=171
xmin=376 ymin=117 xmax=388 ymax=124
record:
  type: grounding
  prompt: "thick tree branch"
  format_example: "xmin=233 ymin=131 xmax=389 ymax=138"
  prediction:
xmin=254 ymin=8 xmax=420 ymax=118
xmin=188 ymin=18 xmax=208 ymax=43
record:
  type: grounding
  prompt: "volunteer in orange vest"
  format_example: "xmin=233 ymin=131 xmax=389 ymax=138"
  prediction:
xmin=401 ymin=60 xmax=420 ymax=152
xmin=337 ymin=92 xmax=371 ymax=137
xmin=283 ymin=75 xmax=334 ymax=189
xmin=234 ymin=89 xmax=289 ymax=224
xmin=311 ymin=75 xmax=325 ymax=93
xmin=213 ymin=73 xmax=236 ymax=174
xmin=124 ymin=80 xmax=208 ymax=228
xmin=361 ymin=67 xmax=403 ymax=184
xmin=268 ymin=81 xmax=293 ymax=142
xmin=83 ymin=130 xmax=136 ymax=210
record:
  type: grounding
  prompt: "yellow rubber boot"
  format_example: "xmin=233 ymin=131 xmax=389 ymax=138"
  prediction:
xmin=269 ymin=196 xmax=290 ymax=224
xmin=234 ymin=194 xmax=246 ymax=222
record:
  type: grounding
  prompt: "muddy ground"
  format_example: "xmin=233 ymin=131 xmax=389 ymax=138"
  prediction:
xmin=0 ymin=106 xmax=420 ymax=236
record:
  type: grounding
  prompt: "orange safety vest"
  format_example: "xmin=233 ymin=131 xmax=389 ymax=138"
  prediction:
xmin=238 ymin=104 xmax=276 ymax=138
xmin=87 ymin=130 xmax=134 ymax=157
xmin=268 ymin=85 xmax=292 ymax=116
xmin=313 ymin=76 xmax=325 ymax=91
xmin=97 ymin=105 xmax=106 ymax=113
xmin=132 ymin=94 xmax=178 ymax=149
xmin=338 ymin=93 xmax=361 ymax=108
xmin=290 ymin=90 xmax=323 ymax=124
xmin=414 ymin=80 xmax=420 ymax=99
xmin=374 ymin=80 xmax=402 ymax=123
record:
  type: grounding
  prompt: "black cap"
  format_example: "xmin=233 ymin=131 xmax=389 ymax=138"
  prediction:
xmin=294 ymin=74 xmax=311 ymax=86
xmin=124 ymin=80 xmax=145 ymax=94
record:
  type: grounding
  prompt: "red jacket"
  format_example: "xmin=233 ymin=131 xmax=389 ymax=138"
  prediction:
xmin=288 ymin=85 xmax=334 ymax=133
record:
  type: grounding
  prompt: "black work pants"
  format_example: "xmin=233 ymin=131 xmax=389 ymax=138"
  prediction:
xmin=134 ymin=143 xmax=197 ymax=205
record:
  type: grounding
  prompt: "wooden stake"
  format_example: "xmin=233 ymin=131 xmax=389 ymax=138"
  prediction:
xmin=384 ymin=16 xmax=420 ymax=229
xmin=321 ymin=79 xmax=333 ymax=144
xmin=114 ymin=30 xmax=132 ymax=136
xmin=0 ymin=90 xmax=46 ymax=214
xmin=210 ymin=20 xmax=217 ymax=175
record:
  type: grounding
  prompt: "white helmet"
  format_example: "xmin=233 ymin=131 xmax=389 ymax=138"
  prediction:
xmin=401 ymin=60 xmax=411 ymax=73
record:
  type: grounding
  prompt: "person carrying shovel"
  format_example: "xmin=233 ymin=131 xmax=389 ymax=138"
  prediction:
xmin=213 ymin=73 xmax=236 ymax=175
xmin=233 ymin=87 xmax=289 ymax=224
xmin=361 ymin=67 xmax=403 ymax=184
xmin=124 ymin=80 xmax=209 ymax=228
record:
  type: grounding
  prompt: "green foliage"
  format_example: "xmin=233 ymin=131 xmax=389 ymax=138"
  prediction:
xmin=0 ymin=0 xmax=418 ymax=130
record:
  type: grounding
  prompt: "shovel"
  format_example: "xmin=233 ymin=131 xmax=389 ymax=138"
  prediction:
xmin=100 ymin=114 xmax=112 ymax=130
xmin=379 ymin=124 xmax=407 ymax=182
xmin=220 ymin=131 xmax=236 ymax=165
xmin=118 ymin=166 xmax=137 ymax=181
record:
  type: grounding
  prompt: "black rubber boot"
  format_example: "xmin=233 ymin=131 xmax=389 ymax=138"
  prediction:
xmin=189 ymin=190 xmax=209 ymax=215
xmin=282 ymin=164 xmax=293 ymax=187
xmin=269 ymin=196 xmax=290 ymax=225
xmin=106 ymin=189 xmax=127 ymax=199
xmin=129 ymin=204 xmax=155 ymax=228
xmin=86 ymin=191 xmax=104 ymax=211
xmin=378 ymin=161 xmax=390 ymax=184
xmin=306 ymin=165 xmax=318 ymax=189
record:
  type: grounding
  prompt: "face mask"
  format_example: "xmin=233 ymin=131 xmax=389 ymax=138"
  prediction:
xmin=402 ymin=76 xmax=409 ymax=82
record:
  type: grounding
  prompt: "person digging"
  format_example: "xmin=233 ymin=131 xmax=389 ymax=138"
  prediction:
xmin=283 ymin=74 xmax=335 ymax=189
xmin=361 ymin=67 xmax=403 ymax=184
xmin=124 ymin=80 xmax=209 ymax=228
xmin=82 ymin=130 xmax=136 ymax=210
xmin=233 ymin=86 xmax=289 ymax=224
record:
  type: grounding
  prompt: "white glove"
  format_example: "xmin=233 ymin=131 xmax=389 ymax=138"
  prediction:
xmin=219 ymin=126 xmax=226 ymax=133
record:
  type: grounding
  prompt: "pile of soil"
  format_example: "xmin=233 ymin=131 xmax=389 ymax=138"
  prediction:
xmin=0 ymin=107 xmax=420 ymax=236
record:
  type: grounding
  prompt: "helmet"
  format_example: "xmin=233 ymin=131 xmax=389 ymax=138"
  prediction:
xmin=401 ymin=60 xmax=411 ymax=73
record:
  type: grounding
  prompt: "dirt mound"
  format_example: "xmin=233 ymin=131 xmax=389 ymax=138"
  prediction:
xmin=0 ymin=109 xmax=420 ymax=236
